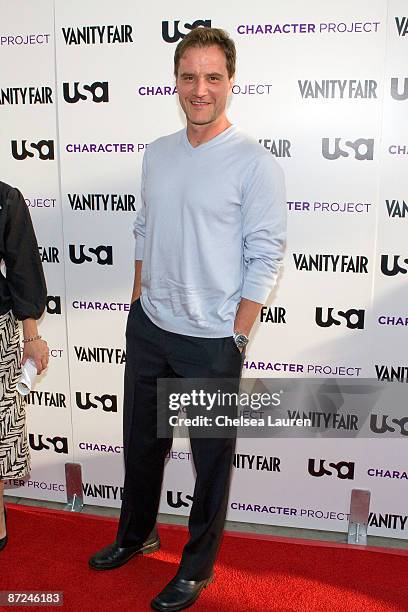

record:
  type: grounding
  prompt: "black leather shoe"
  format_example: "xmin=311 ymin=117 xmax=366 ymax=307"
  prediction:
xmin=0 ymin=507 xmax=7 ymax=552
xmin=151 ymin=574 xmax=213 ymax=611
xmin=89 ymin=528 xmax=160 ymax=570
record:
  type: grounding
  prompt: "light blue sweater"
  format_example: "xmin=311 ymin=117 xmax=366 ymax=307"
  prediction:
xmin=134 ymin=125 xmax=286 ymax=338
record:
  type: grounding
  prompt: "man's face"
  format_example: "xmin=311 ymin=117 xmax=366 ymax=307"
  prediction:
xmin=176 ymin=44 xmax=234 ymax=127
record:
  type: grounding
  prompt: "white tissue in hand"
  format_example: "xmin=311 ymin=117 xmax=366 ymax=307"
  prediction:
xmin=17 ymin=358 xmax=38 ymax=396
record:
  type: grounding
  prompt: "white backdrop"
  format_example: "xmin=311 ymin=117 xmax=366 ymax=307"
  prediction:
xmin=2 ymin=0 xmax=408 ymax=540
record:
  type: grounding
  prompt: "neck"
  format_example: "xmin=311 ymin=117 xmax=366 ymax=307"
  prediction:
xmin=186 ymin=116 xmax=232 ymax=148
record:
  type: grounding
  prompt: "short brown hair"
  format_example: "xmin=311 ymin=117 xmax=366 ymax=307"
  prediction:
xmin=174 ymin=27 xmax=236 ymax=79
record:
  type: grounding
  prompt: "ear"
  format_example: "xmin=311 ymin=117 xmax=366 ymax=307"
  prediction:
xmin=228 ymin=75 xmax=235 ymax=93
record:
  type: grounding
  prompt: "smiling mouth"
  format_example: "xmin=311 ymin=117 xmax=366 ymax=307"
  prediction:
xmin=190 ymin=100 xmax=210 ymax=106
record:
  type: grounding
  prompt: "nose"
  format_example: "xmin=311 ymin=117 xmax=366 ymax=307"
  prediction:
xmin=193 ymin=76 xmax=208 ymax=97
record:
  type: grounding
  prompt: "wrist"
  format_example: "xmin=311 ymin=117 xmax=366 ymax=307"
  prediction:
xmin=23 ymin=335 xmax=42 ymax=343
xmin=233 ymin=331 xmax=249 ymax=350
xmin=22 ymin=318 xmax=38 ymax=338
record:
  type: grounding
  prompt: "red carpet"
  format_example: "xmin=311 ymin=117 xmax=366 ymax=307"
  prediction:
xmin=0 ymin=504 xmax=407 ymax=611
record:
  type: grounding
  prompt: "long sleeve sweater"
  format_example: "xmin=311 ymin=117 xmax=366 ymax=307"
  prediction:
xmin=134 ymin=126 xmax=286 ymax=337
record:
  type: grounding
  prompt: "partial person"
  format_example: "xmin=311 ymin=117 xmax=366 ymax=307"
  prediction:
xmin=0 ymin=181 xmax=48 ymax=551
xmin=89 ymin=27 xmax=286 ymax=611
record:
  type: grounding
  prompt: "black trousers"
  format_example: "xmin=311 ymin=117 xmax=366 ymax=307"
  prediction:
xmin=116 ymin=298 xmax=243 ymax=580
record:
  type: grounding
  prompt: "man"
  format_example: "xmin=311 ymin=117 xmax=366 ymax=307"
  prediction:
xmin=89 ymin=27 xmax=286 ymax=611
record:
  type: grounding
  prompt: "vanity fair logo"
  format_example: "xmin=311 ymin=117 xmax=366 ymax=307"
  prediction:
xmin=293 ymin=254 xmax=368 ymax=273
xmin=39 ymin=246 xmax=59 ymax=263
xmin=368 ymin=513 xmax=408 ymax=530
xmin=63 ymin=81 xmax=109 ymax=103
xmin=259 ymin=139 xmax=291 ymax=157
xmin=288 ymin=410 xmax=358 ymax=431
xmin=82 ymin=483 xmax=123 ymax=500
xmin=68 ymin=193 xmax=136 ymax=212
xmin=0 ymin=86 xmax=53 ymax=105
xmin=233 ymin=454 xmax=281 ymax=471
xmin=25 ymin=391 xmax=66 ymax=408
xmin=375 ymin=364 xmax=408 ymax=383
xmin=386 ymin=199 xmax=408 ymax=218
xmin=299 ymin=79 xmax=377 ymax=99
xmin=321 ymin=138 xmax=374 ymax=160
xmin=161 ymin=19 xmax=211 ymax=43
xmin=11 ymin=139 xmax=54 ymax=161
xmin=260 ymin=306 xmax=286 ymax=324
xmin=74 ymin=346 xmax=126 ymax=364
xmin=62 ymin=25 xmax=133 ymax=45
xmin=395 ymin=17 xmax=408 ymax=36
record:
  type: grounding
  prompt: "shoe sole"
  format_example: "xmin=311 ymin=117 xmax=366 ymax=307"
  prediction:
xmin=89 ymin=539 xmax=161 ymax=571
xmin=150 ymin=575 xmax=214 ymax=611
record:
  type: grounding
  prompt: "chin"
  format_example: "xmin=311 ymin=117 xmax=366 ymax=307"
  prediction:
xmin=187 ymin=114 xmax=216 ymax=126
xmin=189 ymin=119 xmax=214 ymax=126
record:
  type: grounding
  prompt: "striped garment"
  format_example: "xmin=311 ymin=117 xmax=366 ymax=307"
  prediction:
xmin=0 ymin=310 xmax=30 ymax=479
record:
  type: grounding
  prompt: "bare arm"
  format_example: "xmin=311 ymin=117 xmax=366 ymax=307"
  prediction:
xmin=234 ymin=297 xmax=262 ymax=338
xmin=131 ymin=260 xmax=143 ymax=303
xmin=22 ymin=318 xmax=49 ymax=373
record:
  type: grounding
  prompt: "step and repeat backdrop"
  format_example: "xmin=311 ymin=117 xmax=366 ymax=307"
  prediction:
xmin=1 ymin=0 xmax=407 ymax=539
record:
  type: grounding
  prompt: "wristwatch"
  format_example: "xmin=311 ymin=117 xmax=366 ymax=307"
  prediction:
xmin=233 ymin=331 xmax=249 ymax=350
